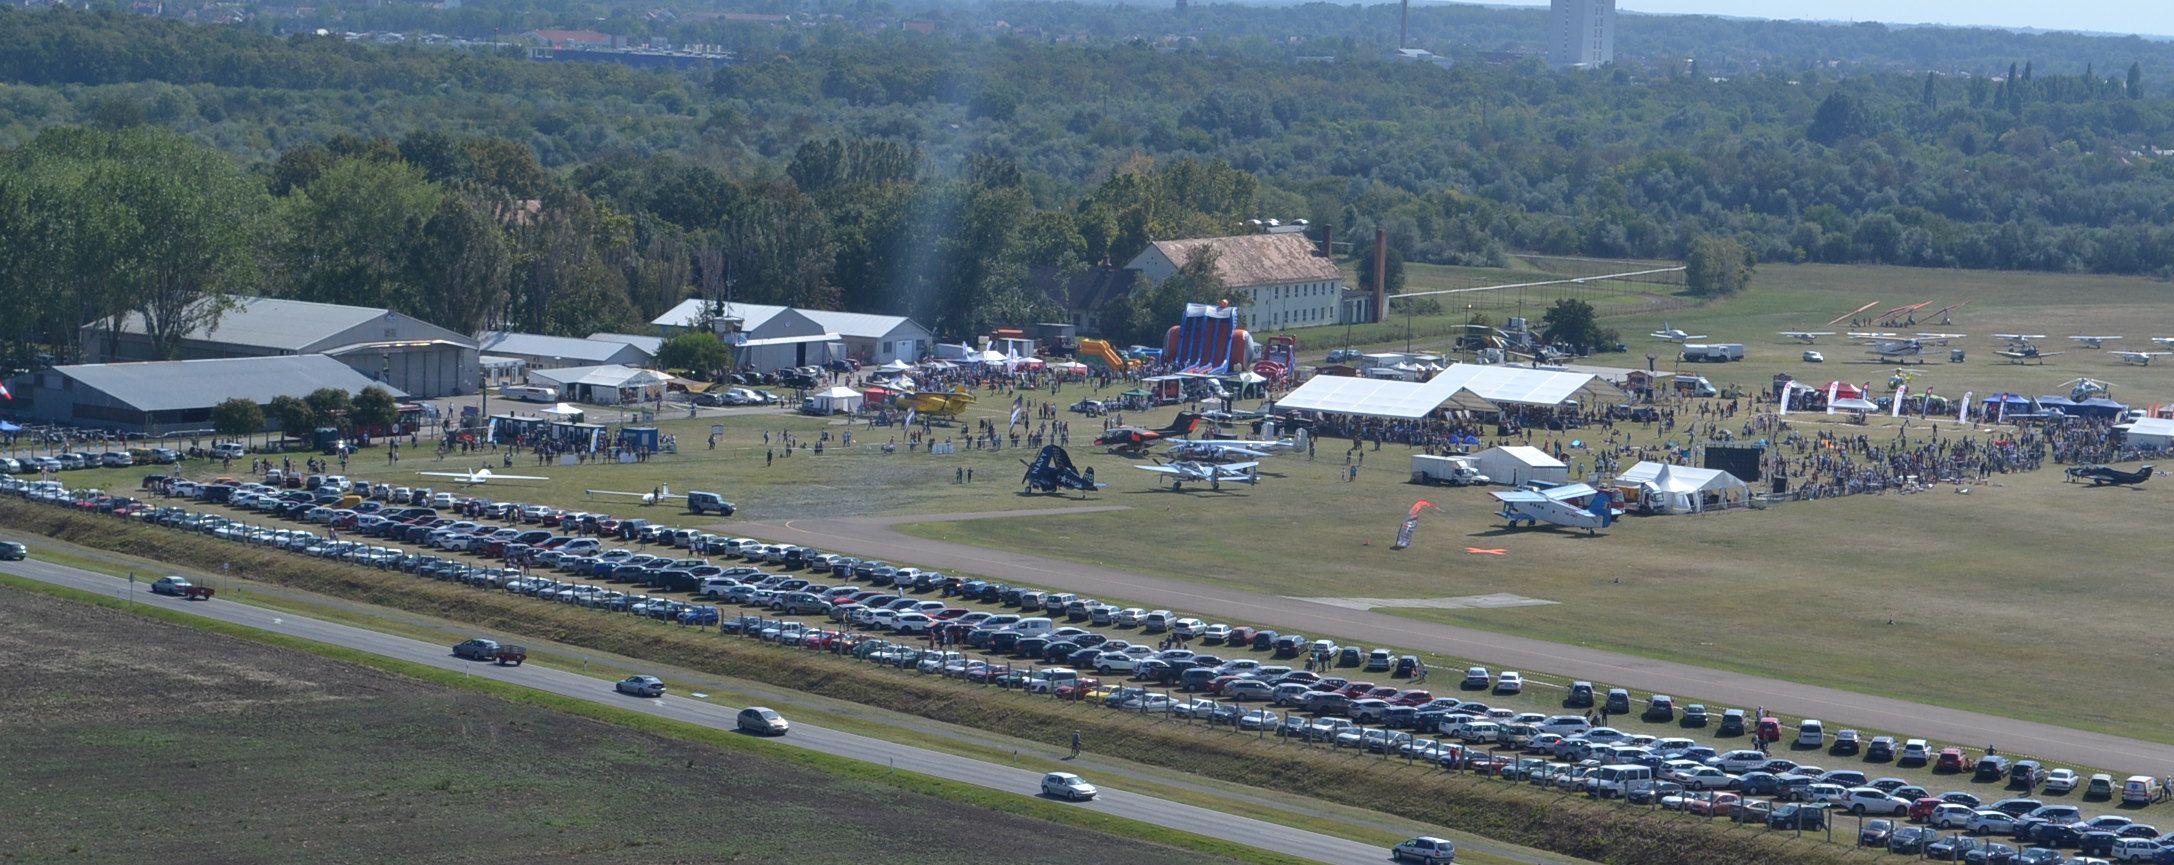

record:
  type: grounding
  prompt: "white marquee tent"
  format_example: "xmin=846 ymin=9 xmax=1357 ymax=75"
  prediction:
xmin=1473 ymin=445 xmax=1569 ymax=486
xmin=1276 ymin=363 xmax=1627 ymax=421
xmin=2117 ymin=417 xmax=2174 ymax=450
xmin=807 ymin=385 xmax=864 ymax=414
xmin=1613 ymin=461 xmax=1750 ymax=514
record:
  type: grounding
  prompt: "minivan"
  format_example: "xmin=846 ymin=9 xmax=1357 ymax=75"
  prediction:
xmin=1142 ymin=610 xmax=1173 ymax=633
xmin=1589 ymin=764 xmax=1655 ymax=799
xmin=1009 ymin=617 xmax=1055 ymax=638
xmin=1796 ymin=719 xmax=1824 ymax=748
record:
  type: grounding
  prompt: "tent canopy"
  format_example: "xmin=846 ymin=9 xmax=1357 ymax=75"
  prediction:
xmin=1615 ymin=461 xmax=1746 ymax=493
xmin=540 ymin=402 xmax=584 ymax=417
xmin=815 ymin=386 xmax=860 ymax=399
xmin=1829 ymin=397 xmax=1880 ymax=411
xmin=878 ymin=359 xmax=914 ymax=372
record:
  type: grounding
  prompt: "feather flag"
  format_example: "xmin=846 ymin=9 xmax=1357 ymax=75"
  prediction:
xmin=0 ymin=381 xmax=10 ymax=400
xmin=1391 ymin=500 xmax=1443 ymax=550
xmin=1891 ymin=385 xmax=1906 ymax=418
xmin=1009 ymin=406 xmax=1023 ymax=429
xmin=1776 ymin=381 xmax=1793 ymax=416
xmin=1958 ymin=391 xmax=1972 ymax=423
xmin=903 ymin=407 xmax=916 ymax=427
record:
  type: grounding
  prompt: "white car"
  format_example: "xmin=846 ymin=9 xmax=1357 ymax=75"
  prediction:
xmin=1929 ymin=803 xmax=1976 ymax=828
xmin=614 ymin=675 xmax=665 ymax=697
xmin=1803 ymin=350 xmax=1824 ymax=363
xmin=2043 ymin=768 xmax=2080 ymax=793
xmin=1201 ymin=623 xmax=1232 ymax=643
xmin=1841 ymin=787 xmax=1910 ymax=816
xmin=1494 ymin=671 xmax=1524 ymax=694
xmin=1041 ymin=772 xmax=1097 ymax=801
xmin=1117 ymin=694 xmax=1173 ymax=713
xmin=1710 ymin=749 xmax=1769 ymax=774
xmin=1236 ymin=709 xmax=1280 ymax=730
xmin=1676 ymin=767 xmax=1739 ymax=790
xmin=1391 ymin=837 xmax=1457 ymax=865
xmin=1170 ymin=699 xmax=1220 ymax=719
xmin=893 ymin=613 xmax=934 ymax=634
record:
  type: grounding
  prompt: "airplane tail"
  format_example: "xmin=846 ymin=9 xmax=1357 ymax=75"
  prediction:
xmin=1162 ymin=412 xmax=1204 ymax=437
xmin=1587 ymin=493 xmax=1615 ymax=528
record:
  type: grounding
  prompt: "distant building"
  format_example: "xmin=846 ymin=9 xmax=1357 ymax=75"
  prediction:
xmin=1390 ymin=48 xmax=1454 ymax=69
xmin=649 ymin=301 xmax=931 ymax=366
xmin=79 ymin=296 xmax=477 ymax=398
xmin=9 ymin=355 xmax=403 ymax=435
xmin=1123 ymin=234 xmax=1353 ymax=332
xmin=474 ymin=331 xmax=654 ymax=370
xmin=1549 ymin=0 xmax=1615 ymax=69
xmin=526 ymin=28 xmax=615 ymax=48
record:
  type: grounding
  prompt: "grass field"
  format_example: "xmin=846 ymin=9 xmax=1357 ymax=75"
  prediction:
xmin=0 ymin=583 xmax=1266 ymax=865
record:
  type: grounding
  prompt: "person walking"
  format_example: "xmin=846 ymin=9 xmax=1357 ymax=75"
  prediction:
xmin=1070 ymin=730 xmax=1082 ymax=758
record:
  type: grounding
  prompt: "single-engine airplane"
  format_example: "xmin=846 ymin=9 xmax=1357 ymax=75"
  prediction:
xmin=1779 ymin=331 xmax=1837 ymax=344
xmin=1020 ymin=445 xmax=1103 ymax=495
xmin=416 ymin=467 xmax=549 ymax=486
xmin=2110 ymin=350 xmax=2172 ymax=367
xmin=2069 ymin=335 xmax=2124 ymax=349
xmin=1093 ymin=412 xmax=1206 ymax=452
xmin=1649 ymin=322 xmax=1707 ymax=343
xmin=1490 ymin=483 xmax=1621 ymax=534
xmin=1132 ymin=459 xmax=1260 ymax=491
xmin=2064 ymin=464 xmax=2154 ymax=486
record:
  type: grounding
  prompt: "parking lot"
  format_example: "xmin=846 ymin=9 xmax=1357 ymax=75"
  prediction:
xmin=7 ymin=470 xmax=2174 ymax=863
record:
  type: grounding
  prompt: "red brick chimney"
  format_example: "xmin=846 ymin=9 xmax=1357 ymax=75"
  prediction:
xmin=1372 ymin=228 xmax=1388 ymax=324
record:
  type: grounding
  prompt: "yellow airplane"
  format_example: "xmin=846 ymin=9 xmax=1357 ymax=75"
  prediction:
xmin=900 ymin=386 xmax=976 ymax=419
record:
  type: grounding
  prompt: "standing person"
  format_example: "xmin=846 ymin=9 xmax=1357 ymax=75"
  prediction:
xmin=1070 ymin=730 xmax=1082 ymax=758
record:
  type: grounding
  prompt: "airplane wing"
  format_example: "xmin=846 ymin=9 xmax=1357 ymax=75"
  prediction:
xmin=417 ymin=472 xmax=479 ymax=480
xmin=1214 ymin=461 xmax=1260 ymax=474
xmin=1132 ymin=465 xmax=1184 ymax=476
xmin=1541 ymin=483 xmax=1601 ymax=501
xmin=1489 ymin=489 xmax=1549 ymax=504
xmin=481 ymin=474 xmax=550 ymax=481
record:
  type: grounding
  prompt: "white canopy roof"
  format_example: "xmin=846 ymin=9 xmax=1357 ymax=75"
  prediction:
xmin=1614 ymin=461 xmax=1747 ymax=493
xmin=1278 ymin=362 xmax=1619 ymax=419
xmin=878 ymin=359 xmax=914 ymax=371
xmin=540 ymin=402 xmax=584 ymax=417
xmin=1276 ymin=376 xmax=1464 ymax=419
xmin=1477 ymin=445 xmax=1565 ymax=469
xmin=1829 ymin=397 xmax=1880 ymax=412
xmin=815 ymin=386 xmax=861 ymax=399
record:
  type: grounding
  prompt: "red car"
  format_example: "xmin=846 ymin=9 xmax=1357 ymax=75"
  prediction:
xmin=932 ymin=608 xmax=970 ymax=620
xmin=1908 ymin=797 xmax=1943 ymax=822
xmin=1054 ymin=677 xmax=1102 ymax=700
xmin=1755 ymin=716 xmax=1782 ymax=743
xmin=1207 ymin=675 xmax=1245 ymax=695
xmin=1935 ymin=748 xmax=1966 ymax=772
xmin=1392 ymin=689 xmax=1434 ymax=706
xmin=1227 ymin=627 xmax=1255 ymax=646
xmin=1339 ymin=682 xmax=1377 ymax=698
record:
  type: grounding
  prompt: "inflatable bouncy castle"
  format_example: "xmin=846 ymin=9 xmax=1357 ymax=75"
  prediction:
xmin=1162 ymin=301 xmax=1255 ymax=375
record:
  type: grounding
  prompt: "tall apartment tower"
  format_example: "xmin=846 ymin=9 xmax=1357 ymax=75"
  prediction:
xmin=1548 ymin=0 xmax=1615 ymax=69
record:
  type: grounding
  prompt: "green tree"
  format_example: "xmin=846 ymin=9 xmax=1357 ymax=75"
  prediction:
xmin=1805 ymin=91 xmax=1875 ymax=145
xmin=2130 ymin=62 xmax=2143 ymax=99
xmin=1685 ymin=235 xmax=1756 ymax=297
xmin=407 ymin=189 xmax=511 ymax=334
xmin=267 ymin=395 xmax=315 ymax=436
xmin=211 ymin=397 xmax=265 ymax=442
xmin=304 ymin=387 xmax=353 ymax=432
xmin=351 ymin=386 xmax=399 ymax=433
xmin=1539 ymin=298 xmax=1605 ymax=351
xmin=280 ymin=157 xmax=443 ymax=312
xmin=656 ymin=331 xmax=730 ymax=373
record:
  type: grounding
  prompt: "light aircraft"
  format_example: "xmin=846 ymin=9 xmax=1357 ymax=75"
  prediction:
xmin=587 ymin=483 xmax=680 ymax=505
xmin=1020 ymin=445 xmax=1103 ymax=496
xmin=416 ymin=467 xmax=549 ymax=486
xmin=1865 ymin=339 xmax=1927 ymax=363
xmin=2154 ymin=337 xmax=2174 ymax=348
xmin=1992 ymin=333 xmax=2048 ymax=347
xmin=1165 ymin=441 xmax=1274 ymax=462
xmin=2064 ymin=464 xmax=2154 ymax=486
xmin=1779 ymin=331 xmax=1836 ymax=344
xmin=1649 ymin=322 xmax=1707 ymax=343
xmin=1093 ymin=412 xmax=1205 ymax=452
xmin=1920 ymin=302 xmax=1965 ymax=326
xmin=1188 ymin=433 xmax=1302 ymax=452
xmin=1489 ymin=483 xmax=1621 ymax=534
xmin=1913 ymin=332 xmax=1968 ymax=345
xmin=1132 ymin=459 xmax=1260 ymax=491
xmin=2069 ymin=335 xmax=2123 ymax=349
xmin=2111 ymin=350 xmax=2172 ymax=367
xmin=1996 ymin=344 xmax=2062 ymax=365
xmin=899 ymin=386 xmax=975 ymax=419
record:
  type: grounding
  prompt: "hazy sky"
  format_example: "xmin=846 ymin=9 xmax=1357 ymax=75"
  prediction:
xmin=1478 ymin=1 xmax=2172 ymax=38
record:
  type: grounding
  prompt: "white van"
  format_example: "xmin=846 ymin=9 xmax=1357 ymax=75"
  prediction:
xmin=1009 ymin=617 xmax=1055 ymax=638
xmin=1795 ymin=719 xmax=1825 ymax=748
xmin=2123 ymin=775 xmax=2159 ymax=804
xmin=1588 ymin=764 xmax=1655 ymax=799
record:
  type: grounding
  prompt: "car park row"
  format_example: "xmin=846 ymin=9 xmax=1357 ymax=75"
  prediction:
xmin=6 ymin=473 xmax=2173 ymax=863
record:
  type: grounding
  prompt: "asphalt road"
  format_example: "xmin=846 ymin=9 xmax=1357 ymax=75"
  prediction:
xmin=742 ymin=511 xmax=2174 ymax=776
xmin=0 ymin=557 xmax=1412 ymax=865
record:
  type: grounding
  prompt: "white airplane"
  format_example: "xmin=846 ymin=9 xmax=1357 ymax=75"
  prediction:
xmin=1132 ymin=460 xmax=1260 ymax=491
xmin=1189 ymin=434 xmax=1301 ymax=452
xmin=1778 ymin=331 xmax=1836 ymax=344
xmin=1490 ymin=483 xmax=1621 ymax=534
xmin=1865 ymin=339 xmax=1926 ymax=363
xmin=2110 ymin=350 xmax=2172 ymax=367
xmin=1165 ymin=441 xmax=1274 ymax=462
xmin=416 ymin=467 xmax=549 ymax=486
xmin=1847 ymin=331 xmax=1900 ymax=341
xmin=1649 ymin=322 xmax=1706 ymax=343
xmin=2070 ymin=335 xmax=2123 ymax=349
xmin=1996 ymin=344 xmax=2062 ymax=365
xmin=587 ymin=483 xmax=680 ymax=505
xmin=2152 ymin=337 xmax=2174 ymax=348
xmin=1992 ymin=333 xmax=2048 ymax=347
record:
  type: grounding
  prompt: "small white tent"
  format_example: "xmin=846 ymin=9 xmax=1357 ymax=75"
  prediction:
xmin=2118 ymin=417 xmax=2174 ymax=450
xmin=1472 ymin=445 xmax=1569 ymax=486
xmin=807 ymin=386 xmax=864 ymax=414
xmin=1613 ymin=461 xmax=1750 ymax=514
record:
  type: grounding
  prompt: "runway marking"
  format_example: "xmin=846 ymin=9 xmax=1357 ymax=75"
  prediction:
xmin=1285 ymin=593 xmax=1557 ymax=612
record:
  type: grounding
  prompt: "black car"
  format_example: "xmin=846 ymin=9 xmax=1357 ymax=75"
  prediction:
xmin=987 ymin=631 xmax=1020 ymax=653
xmin=1016 ymin=637 xmax=1051 ymax=658
xmin=1866 ymin=736 xmax=1897 ymax=761
xmin=1250 ymin=630 xmax=1279 ymax=651
xmin=1716 ymin=709 xmax=1746 ymax=737
xmin=1889 ymin=827 xmax=1936 ymax=854
xmin=0 ymin=541 xmax=25 ymax=560
xmin=1976 ymin=756 xmax=2013 ymax=782
xmin=1962 ymin=842 xmax=2017 ymax=864
xmin=1680 ymin=704 xmax=1709 ymax=727
xmin=2075 ymin=831 xmax=2119 ymax=857
xmin=1767 ymin=803 xmax=1827 ymax=831
xmin=1067 ymin=648 xmax=1103 ymax=668
xmin=1859 ymin=819 xmax=1896 ymax=847
xmin=1927 ymin=835 xmax=1982 ymax=861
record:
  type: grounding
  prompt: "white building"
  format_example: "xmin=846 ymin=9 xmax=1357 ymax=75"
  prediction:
xmin=475 ymin=331 xmax=654 ymax=370
xmin=1549 ymin=0 xmax=1615 ymax=69
xmin=648 ymin=300 xmax=929 ymax=366
xmin=1124 ymin=234 xmax=1351 ymax=332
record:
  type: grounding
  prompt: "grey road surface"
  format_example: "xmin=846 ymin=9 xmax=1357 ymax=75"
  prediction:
xmin=742 ymin=511 xmax=2174 ymax=776
xmin=0 ymin=558 xmax=1420 ymax=865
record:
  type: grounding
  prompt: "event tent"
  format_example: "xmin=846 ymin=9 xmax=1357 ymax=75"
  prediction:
xmin=807 ymin=386 xmax=863 ymax=414
xmin=539 ymin=403 xmax=585 ymax=421
xmin=1613 ymin=461 xmax=1750 ymax=514
xmin=2117 ymin=417 xmax=2174 ymax=450
xmin=1473 ymin=445 xmax=1569 ymax=486
xmin=1273 ymin=375 xmax=1496 ymax=419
